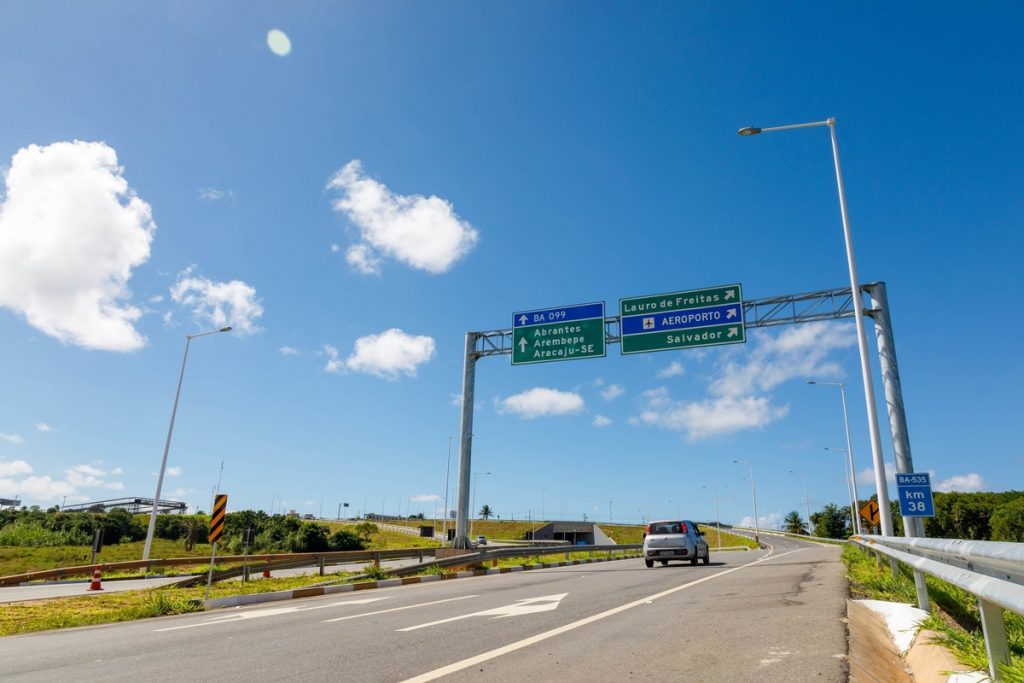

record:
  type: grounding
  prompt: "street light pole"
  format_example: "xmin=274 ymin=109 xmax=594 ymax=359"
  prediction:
xmin=442 ymin=435 xmax=454 ymax=543
xmin=733 ymin=460 xmax=759 ymax=545
xmin=739 ymin=118 xmax=893 ymax=536
xmin=702 ymin=486 xmax=722 ymax=548
xmin=790 ymin=470 xmax=811 ymax=535
xmin=470 ymin=471 xmax=491 ymax=537
xmin=809 ymin=380 xmax=862 ymax=533
xmin=143 ymin=326 xmax=231 ymax=561
xmin=826 ymin=447 xmax=859 ymax=534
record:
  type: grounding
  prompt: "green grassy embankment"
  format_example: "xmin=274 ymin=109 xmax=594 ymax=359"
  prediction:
xmin=843 ymin=544 xmax=1024 ymax=681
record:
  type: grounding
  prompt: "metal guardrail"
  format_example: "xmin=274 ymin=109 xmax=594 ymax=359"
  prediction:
xmin=0 ymin=548 xmax=438 ymax=587
xmin=853 ymin=534 xmax=1024 ymax=681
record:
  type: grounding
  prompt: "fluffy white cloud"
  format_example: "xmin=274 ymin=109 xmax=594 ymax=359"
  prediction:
xmin=170 ymin=266 xmax=264 ymax=334
xmin=710 ymin=323 xmax=854 ymax=398
xmin=329 ymin=243 xmax=341 ymax=253
xmin=410 ymin=494 xmax=440 ymax=503
xmin=0 ymin=461 xmax=124 ymax=502
xmin=340 ymin=329 xmax=436 ymax=379
xmin=856 ymin=462 xmax=896 ymax=486
xmin=600 ymin=384 xmax=625 ymax=401
xmin=592 ymin=415 xmax=612 ymax=428
xmin=0 ymin=432 xmax=24 ymax=444
xmin=935 ymin=473 xmax=985 ymax=493
xmin=279 ymin=346 xmax=299 ymax=356
xmin=657 ymin=361 xmax=685 ymax=379
xmin=166 ymin=466 xmax=182 ymax=477
xmin=34 ymin=423 xmax=52 ymax=433
xmin=198 ymin=187 xmax=233 ymax=201
xmin=0 ymin=141 xmax=156 ymax=351
xmin=634 ymin=394 xmax=789 ymax=441
xmin=500 ymin=388 xmax=585 ymax=419
xmin=327 ymin=160 xmax=479 ymax=275
xmin=0 ymin=460 xmax=32 ymax=477
xmin=738 ymin=511 xmax=784 ymax=529
xmin=323 ymin=344 xmax=344 ymax=373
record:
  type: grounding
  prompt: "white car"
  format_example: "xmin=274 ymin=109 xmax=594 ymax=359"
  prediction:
xmin=642 ymin=519 xmax=709 ymax=567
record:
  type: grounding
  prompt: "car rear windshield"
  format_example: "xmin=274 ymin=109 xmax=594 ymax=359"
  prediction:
xmin=648 ymin=522 xmax=687 ymax=535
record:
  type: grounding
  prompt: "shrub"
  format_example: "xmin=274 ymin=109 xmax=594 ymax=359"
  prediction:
xmin=992 ymin=498 xmax=1024 ymax=542
xmin=289 ymin=522 xmax=330 ymax=552
xmin=328 ymin=529 xmax=364 ymax=551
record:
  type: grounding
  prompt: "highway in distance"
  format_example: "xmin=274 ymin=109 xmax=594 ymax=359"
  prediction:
xmin=0 ymin=535 xmax=847 ymax=682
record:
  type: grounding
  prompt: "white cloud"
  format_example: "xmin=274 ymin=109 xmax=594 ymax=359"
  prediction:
xmin=856 ymin=462 xmax=896 ymax=487
xmin=935 ymin=473 xmax=985 ymax=493
xmin=279 ymin=346 xmax=299 ymax=356
xmin=592 ymin=415 xmax=612 ymax=428
xmin=0 ymin=460 xmax=32 ymax=477
xmin=170 ymin=266 xmax=264 ymax=335
xmin=634 ymin=394 xmax=789 ymax=441
xmin=168 ymin=487 xmax=193 ymax=498
xmin=710 ymin=323 xmax=854 ymax=398
xmin=410 ymin=494 xmax=440 ymax=503
xmin=198 ymin=187 xmax=233 ymax=201
xmin=0 ymin=432 xmax=24 ymax=444
xmin=738 ymin=511 xmax=783 ymax=529
xmin=342 ymin=328 xmax=436 ymax=379
xmin=323 ymin=344 xmax=344 ymax=373
xmin=330 ymin=243 xmax=340 ymax=253
xmin=327 ymin=160 xmax=479 ymax=275
xmin=0 ymin=141 xmax=155 ymax=351
xmin=657 ymin=361 xmax=685 ymax=379
xmin=600 ymin=384 xmax=625 ymax=401
xmin=499 ymin=388 xmax=585 ymax=419
xmin=166 ymin=466 xmax=182 ymax=477
xmin=0 ymin=460 xmax=125 ymax=502
xmin=345 ymin=244 xmax=383 ymax=276
xmin=148 ymin=295 xmax=164 ymax=304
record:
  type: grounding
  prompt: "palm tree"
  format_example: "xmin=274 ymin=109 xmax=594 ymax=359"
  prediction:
xmin=479 ymin=504 xmax=493 ymax=520
xmin=783 ymin=511 xmax=808 ymax=535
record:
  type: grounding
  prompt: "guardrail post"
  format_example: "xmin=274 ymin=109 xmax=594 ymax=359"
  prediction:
xmin=979 ymin=598 xmax=1010 ymax=681
xmin=319 ymin=556 xmax=325 ymax=577
xmin=373 ymin=552 xmax=380 ymax=569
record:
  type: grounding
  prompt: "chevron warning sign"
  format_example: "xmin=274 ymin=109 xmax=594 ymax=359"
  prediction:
xmin=210 ymin=494 xmax=227 ymax=544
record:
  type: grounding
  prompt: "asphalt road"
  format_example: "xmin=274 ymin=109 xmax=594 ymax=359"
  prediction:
xmin=0 ymin=535 xmax=848 ymax=682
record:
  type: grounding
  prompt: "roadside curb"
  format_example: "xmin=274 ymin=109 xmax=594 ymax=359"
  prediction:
xmin=204 ymin=553 xmax=639 ymax=610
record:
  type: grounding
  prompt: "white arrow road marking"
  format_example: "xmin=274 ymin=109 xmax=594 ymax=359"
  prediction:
xmin=397 ymin=593 xmax=568 ymax=632
xmin=517 ymin=337 xmax=528 ymax=352
xmin=154 ymin=597 xmax=388 ymax=632
xmin=724 ymin=289 xmax=735 ymax=300
xmin=726 ymin=308 xmax=737 ymax=319
xmin=399 ymin=548 xmax=810 ymax=683
xmin=727 ymin=326 xmax=738 ymax=338
xmin=518 ymin=315 xmax=528 ymax=325
xmin=323 ymin=594 xmax=477 ymax=623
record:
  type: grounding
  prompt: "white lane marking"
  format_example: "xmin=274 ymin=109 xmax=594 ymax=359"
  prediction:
xmin=154 ymin=597 xmax=387 ymax=632
xmin=323 ymin=595 xmax=478 ymax=623
xmin=397 ymin=593 xmax=567 ymax=632
xmin=399 ymin=548 xmax=807 ymax=683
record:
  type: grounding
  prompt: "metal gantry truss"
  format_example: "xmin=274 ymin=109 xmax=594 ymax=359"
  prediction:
xmin=471 ymin=285 xmax=859 ymax=358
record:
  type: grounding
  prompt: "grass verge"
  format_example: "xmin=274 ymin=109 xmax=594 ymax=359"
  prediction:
xmin=842 ymin=544 xmax=1024 ymax=681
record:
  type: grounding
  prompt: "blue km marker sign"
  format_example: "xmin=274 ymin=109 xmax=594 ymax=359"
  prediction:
xmin=896 ymin=472 xmax=935 ymax=517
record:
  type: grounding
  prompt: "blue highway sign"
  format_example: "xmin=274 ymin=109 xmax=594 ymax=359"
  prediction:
xmin=896 ymin=472 xmax=935 ymax=517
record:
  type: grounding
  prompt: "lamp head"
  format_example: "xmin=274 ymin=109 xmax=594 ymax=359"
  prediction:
xmin=220 ymin=326 xmax=232 ymax=333
xmin=806 ymin=380 xmax=816 ymax=384
xmin=738 ymin=126 xmax=762 ymax=136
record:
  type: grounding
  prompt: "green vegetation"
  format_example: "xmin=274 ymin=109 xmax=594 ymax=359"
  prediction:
xmin=843 ymin=544 xmax=1024 ymax=680
xmin=783 ymin=511 xmax=808 ymax=535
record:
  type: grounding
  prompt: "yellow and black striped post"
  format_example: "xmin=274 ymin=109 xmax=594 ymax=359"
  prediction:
xmin=210 ymin=494 xmax=227 ymax=543
xmin=205 ymin=494 xmax=228 ymax=598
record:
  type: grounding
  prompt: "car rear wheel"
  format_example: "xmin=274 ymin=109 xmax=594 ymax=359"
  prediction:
xmin=660 ymin=560 xmax=668 ymax=566
xmin=702 ymin=552 xmax=710 ymax=565
xmin=645 ymin=559 xmax=653 ymax=568
xmin=690 ymin=555 xmax=698 ymax=566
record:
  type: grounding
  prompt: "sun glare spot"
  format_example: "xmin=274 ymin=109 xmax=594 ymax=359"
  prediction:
xmin=267 ymin=29 xmax=292 ymax=57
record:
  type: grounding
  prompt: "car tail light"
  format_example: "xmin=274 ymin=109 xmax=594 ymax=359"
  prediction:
xmin=646 ymin=524 xmax=652 ymax=534
xmin=679 ymin=523 xmax=688 ymax=534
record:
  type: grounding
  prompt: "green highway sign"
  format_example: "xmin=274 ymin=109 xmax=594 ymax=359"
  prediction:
xmin=512 ymin=302 xmax=606 ymax=365
xmin=619 ymin=284 xmax=745 ymax=355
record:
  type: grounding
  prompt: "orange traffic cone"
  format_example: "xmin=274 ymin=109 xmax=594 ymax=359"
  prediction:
xmin=87 ymin=566 xmax=103 ymax=591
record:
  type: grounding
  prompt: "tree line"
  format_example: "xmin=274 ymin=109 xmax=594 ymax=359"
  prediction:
xmin=0 ymin=507 xmax=380 ymax=554
xmin=783 ymin=490 xmax=1024 ymax=540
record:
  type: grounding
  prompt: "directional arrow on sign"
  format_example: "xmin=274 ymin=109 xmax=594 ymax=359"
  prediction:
xmin=518 ymin=337 xmax=528 ymax=352
xmin=727 ymin=327 xmax=739 ymax=338
xmin=726 ymin=308 xmax=737 ymax=319
xmin=724 ymin=290 xmax=735 ymax=300
xmin=518 ymin=314 xmax=528 ymax=325
xmin=397 ymin=593 xmax=568 ymax=632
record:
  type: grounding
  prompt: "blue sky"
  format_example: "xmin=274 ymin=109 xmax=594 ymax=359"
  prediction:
xmin=1 ymin=3 xmax=1021 ymax=529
